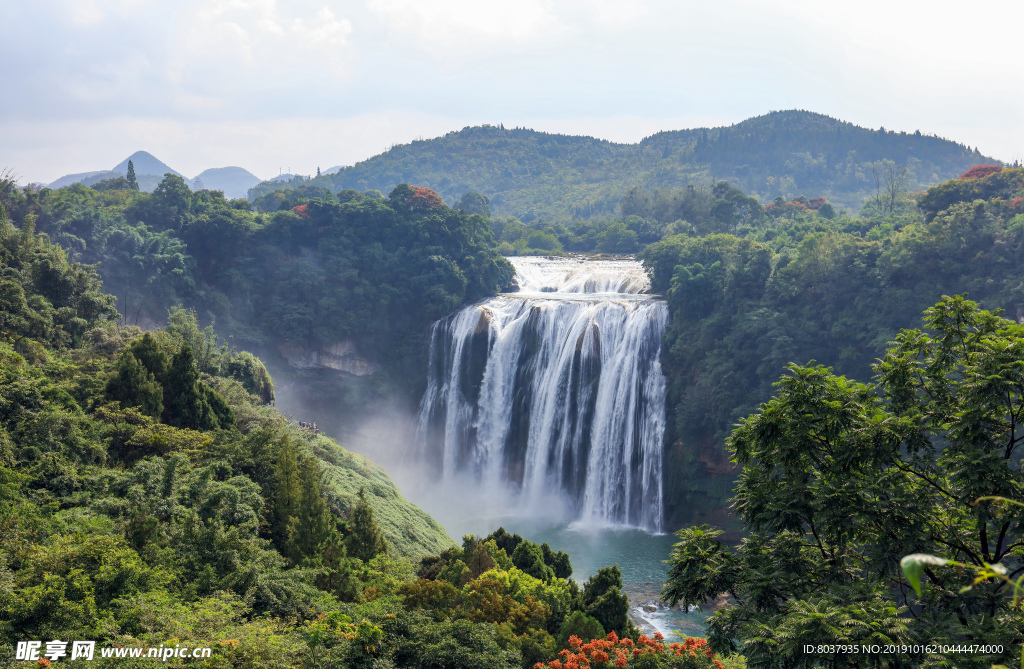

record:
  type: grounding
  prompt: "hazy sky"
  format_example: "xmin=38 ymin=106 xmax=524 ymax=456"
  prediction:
xmin=4 ymin=0 xmax=1022 ymax=184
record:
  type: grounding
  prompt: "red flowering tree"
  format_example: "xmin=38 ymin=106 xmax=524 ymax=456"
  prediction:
xmin=959 ymin=164 xmax=1003 ymax=180
xmin=291 ymin=203 xmax=310 ymax=219
xmin=387 ymin=183 xmax=444 ymax=212
xmin=532 ymin=632 xmax=739 ymax=669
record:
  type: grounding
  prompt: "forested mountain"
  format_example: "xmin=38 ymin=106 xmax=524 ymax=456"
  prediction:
xmin=248 ymin=110 xmax=998 ymax=222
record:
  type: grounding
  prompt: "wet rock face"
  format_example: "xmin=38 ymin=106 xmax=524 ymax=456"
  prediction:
xmin=277 ymin=339 xmax=379 ymax=376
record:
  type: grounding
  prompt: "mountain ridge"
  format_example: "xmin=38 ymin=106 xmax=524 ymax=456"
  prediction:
xmin=248 ymin=110 xmax=999 ymax=220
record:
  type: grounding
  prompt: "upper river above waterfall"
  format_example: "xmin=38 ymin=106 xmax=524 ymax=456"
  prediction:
xmin=509 ymin=256 xmax=654 ymax=296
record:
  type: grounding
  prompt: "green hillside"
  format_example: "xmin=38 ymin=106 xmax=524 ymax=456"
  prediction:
xmin=643 ymin=166 xmax=1024 ymax=528
xmin=248 ymin=110 xmax=998 ymax=221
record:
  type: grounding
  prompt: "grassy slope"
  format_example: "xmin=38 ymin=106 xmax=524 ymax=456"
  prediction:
xmin=310 ymin=435 xmax=455 ymax=559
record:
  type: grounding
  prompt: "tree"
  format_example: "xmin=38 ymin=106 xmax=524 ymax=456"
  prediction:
xmin=580 ymin=565 xmax=633 ymax=636
xmin=272 ymin=440 xmax=335 ymax=564
xmin=457 ymin=191 xmax=491 ymax=217
xmin=512 ymin=540 xmax=554 ymax=582
xmin=872 ymin=160 xmax=908 ymax=214
xmin=346 ymin=487 xmax=388 ymax=562
xmin=126 ymin=332 xmax=169 ymax=381
xmin=150 ymin=174 xmax=192 ymax=230
xmin=555 ymin=610 xmax=603 ymax=648
xmin=105 ymin=351 xmax=163 ymax=418
xmin=662 ymin=296 xmax=1024 ymax=668
xmin=126 ymin=160 xmax=139 ymax=192
xmin=271 ymin=436 xmax=300 ymax=551
xmin=162 ymin=342 xmax=226 ymax=430
xmin=541 ymin=543 xmax=572 ymax=579
xmin=619 ymin=185 xmax=653 ymax=219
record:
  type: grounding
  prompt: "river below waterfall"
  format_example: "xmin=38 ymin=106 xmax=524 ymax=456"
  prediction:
xmin=417 ymin=505 xmax=707 ymax=638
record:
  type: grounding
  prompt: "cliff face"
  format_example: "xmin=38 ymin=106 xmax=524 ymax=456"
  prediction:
xmin=277 ymin=339 xmax=379 ymax=376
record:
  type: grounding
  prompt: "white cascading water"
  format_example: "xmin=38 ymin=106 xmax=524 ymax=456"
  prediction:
xmin=415 ymin=256 xmax=668 ymax=531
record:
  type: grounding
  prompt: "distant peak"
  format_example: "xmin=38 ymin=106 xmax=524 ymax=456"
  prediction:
xmin=112 ymin=151 xmax=181 ymax=177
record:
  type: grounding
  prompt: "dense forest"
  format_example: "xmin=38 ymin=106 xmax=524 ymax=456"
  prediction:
xmin=247 ymin=110 xmax=997 ymax=222
xmin=0 ymin=209 xmax=735 ymax=668
xmin=640 ymin=166 xmax=1024 ymax=528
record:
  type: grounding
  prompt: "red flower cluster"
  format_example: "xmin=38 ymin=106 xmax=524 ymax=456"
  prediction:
xmin=533 ymin=631 xmax=729 ymax=669
xmin=404 ymin=186 xmax=444 ymax=211
xmin=806 ymin=197 xmax=827 ymax=210
xmin=1010 ymin=196 xmax=1023 ymax=212
xmin=959 ymin=165 xmax=1003 ymax=180
xmin=291 ymin=203 xmax=310 ymax=219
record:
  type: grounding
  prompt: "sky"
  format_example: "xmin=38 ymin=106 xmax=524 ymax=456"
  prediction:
xmin=3 ymin=0 xmax=1023 ymax=184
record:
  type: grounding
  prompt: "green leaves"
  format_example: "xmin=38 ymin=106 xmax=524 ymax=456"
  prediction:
xmin=899 ymin=554 xmax=950 ymax=597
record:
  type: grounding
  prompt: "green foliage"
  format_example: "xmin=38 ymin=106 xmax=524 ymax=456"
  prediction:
xmin=0 ymin=213 xmax=117 ymax=350
xmin=918 ymin=167 xmax=1024 ymax=220
xmin=105 ymin=351 xmax=163 ymax=418
xmin=541 ymin=542 xmax=572 ymax=580
xmin=126 ymin=159 xmax=139 ymax=192
xmin=163 ymin=343 xmax=229 ymax=431
xmin=580 ymin=565 xmax=635 ymax=637
xmin=347 ymin=486 xmax=389 ymax=563
xmin=0 ymin=220 xmax=469 ymax=667
xmin=556 ymin=610 xmax=604 ymax=648
xmin=457 ymin=191 xmax=491 ymax=217
xmin=225 ymin=350 xmax=274 ymax=403
xmin=662 ymin=297 xmax=1024 ymax=667
xmin=91 ymin=176 xmax=134 ymax=192
xmin=644 ymin=170 xmax=1024 ymax=528
xmin=512 ymin=540 xmax=554 ymax=582
xmin=5 ymin=174 xmax=513 ymax=420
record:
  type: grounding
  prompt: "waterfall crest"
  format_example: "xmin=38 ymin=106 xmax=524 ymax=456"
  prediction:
xmin=416 ymin=257 xmax=667 ymax=530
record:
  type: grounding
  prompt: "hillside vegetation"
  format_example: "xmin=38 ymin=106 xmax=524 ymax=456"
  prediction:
xmin=0 ymin=213 xmax=722 ymax=668
xmin=643 ymin=166 xmax=1024 ymax=527
xmin=248 ymin=110 xmax=997 ymax=222
xmin=1 ymin=177 xmax=514 ymax=421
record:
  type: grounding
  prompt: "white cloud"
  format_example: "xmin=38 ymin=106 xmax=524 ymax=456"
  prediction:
xmin=2 ymin=0 xmax=1022 ymax=182
xmin=367 ymin=0 xmax=565 ymax=56
xmin=175 ymin=1 xmax=355 ymax=82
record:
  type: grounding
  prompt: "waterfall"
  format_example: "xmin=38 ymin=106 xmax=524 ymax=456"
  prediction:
xmin=416 ymin=256 xmax=667 ymax=531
